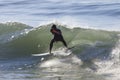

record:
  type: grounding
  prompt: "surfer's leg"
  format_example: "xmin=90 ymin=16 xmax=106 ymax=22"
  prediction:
xmin=50 ymin=39 xmax=55 ymax=54
xmin=61 ymin=39 xmax=67 ymax=48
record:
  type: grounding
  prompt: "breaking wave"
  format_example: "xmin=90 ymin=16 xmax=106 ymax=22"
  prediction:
xmin=0 ymin=22 xmax=120 ymax=80
xmin=0 ymin=22 xmax=119 ymax=59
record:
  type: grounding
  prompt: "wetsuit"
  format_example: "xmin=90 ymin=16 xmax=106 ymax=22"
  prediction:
xmin=50 ymin=28 xmax=67 ymax=53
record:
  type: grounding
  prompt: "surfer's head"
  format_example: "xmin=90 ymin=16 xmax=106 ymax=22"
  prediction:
xmin=52 ymin=24 xmax=57 ymax=29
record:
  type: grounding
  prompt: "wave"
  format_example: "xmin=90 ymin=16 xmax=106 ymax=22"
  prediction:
xmin=0 ymin=22 xmax=119 ymax=59
xmin=0 ymin=22 xmax=120 ymax=80
xmin=0 ymin=22 xmax=32 ymax=35
xmin=95 ymin=35 xmax=120 ymax=80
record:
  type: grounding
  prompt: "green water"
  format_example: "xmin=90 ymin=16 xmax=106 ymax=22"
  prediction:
xmin=0 ymin=23 xmax=119 ymax=80
xmin=1 ymin=23 xmax=118 ymax=58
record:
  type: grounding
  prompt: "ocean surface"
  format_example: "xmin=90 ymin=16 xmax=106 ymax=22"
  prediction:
xmin=0 ymin=0 xmax=120 ymax=80
xmin=0 ymin=23 xmax=120 ymax=80
xmin=0 ymin=0 xmax=120 ymax=30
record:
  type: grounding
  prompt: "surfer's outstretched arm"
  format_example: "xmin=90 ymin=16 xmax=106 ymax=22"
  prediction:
xmin=49 ymin=39 xmax=54 ymax=54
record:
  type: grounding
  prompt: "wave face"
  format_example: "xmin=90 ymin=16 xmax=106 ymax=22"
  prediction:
xmin=0 ymin=22 xmax=31 ymax=35
xmin=0 ymin=22 xmax=119 ymax=59
xmin=0 ymin=22 xmax=32 ymax=44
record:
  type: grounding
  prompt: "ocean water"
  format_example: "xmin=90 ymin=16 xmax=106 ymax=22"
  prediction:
xmin=0 ymin=0 xmax=120 ymax=30
xmin=0 ymin=0 xmax=120 ymax=80
xmin=0 ymin=23 xmax=120 ymax=80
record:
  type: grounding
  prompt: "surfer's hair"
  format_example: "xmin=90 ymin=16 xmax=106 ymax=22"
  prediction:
xmin=52 ymin=24 xmax=56 ymax=29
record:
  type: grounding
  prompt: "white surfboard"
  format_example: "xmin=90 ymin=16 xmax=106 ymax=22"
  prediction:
xmin=32 ymin=50 xmax=71 ymax=57
xmin=32 ymin=52 xmax=50 ymax=56
xmin=32 ymin=48 xmax=72 ymax=57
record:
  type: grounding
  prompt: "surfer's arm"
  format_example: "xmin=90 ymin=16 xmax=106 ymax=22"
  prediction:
xmin=51 ymin=29 xmax=61 ymax=34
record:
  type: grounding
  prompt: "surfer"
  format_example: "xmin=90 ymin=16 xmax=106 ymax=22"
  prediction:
xmin=49 ymin=24 xmax=68 ymax=54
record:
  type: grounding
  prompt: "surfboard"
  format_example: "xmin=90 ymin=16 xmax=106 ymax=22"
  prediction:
xmin=32 ymin=46 xmax=74 ymax=57
xmin=32 ymin=52 xmax=51 ymax=56
xmin=32 ymin=49 xmax=72 ymax=57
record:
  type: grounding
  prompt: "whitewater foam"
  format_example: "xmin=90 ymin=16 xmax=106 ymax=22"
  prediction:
xmin=96 ymin=34 xmax=120 ymax=80
xmin=39 ymin=49 xmax=82 ymax=68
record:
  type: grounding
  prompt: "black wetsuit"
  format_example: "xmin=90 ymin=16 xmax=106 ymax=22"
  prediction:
xmin=50 ymin=28 xmax=67 ymax=53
